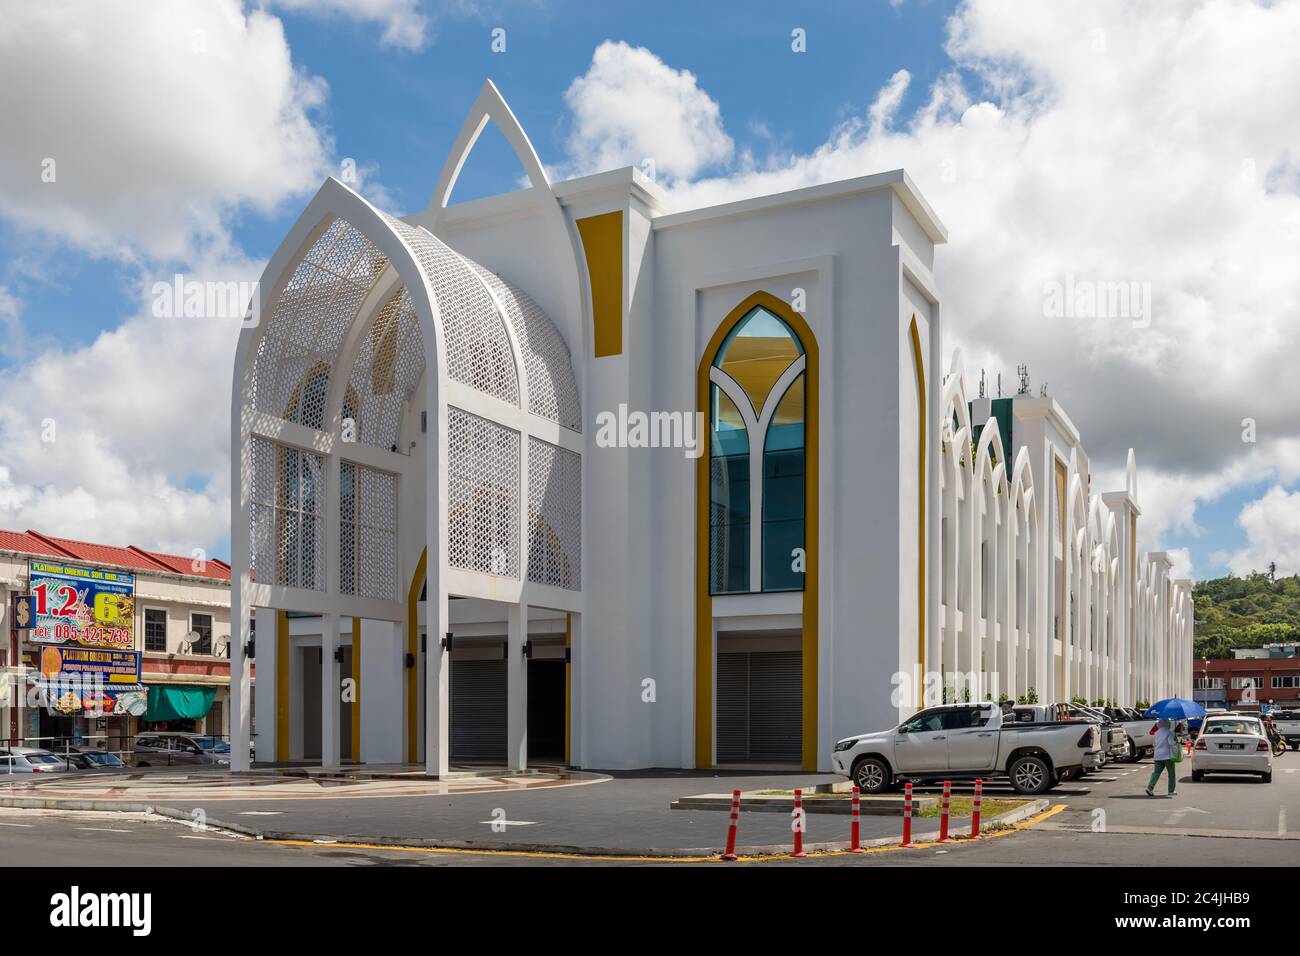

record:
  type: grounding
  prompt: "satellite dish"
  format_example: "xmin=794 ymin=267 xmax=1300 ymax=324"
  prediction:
xmin=180 ymin=629 xmax=200 ymax=653
xmin=213 ymin=635 xmax=230 ymax=658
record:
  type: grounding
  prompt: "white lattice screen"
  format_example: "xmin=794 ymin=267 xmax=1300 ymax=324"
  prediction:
xmin=345 ymin=286 xmax=426 ymax=451
xmin=469 ymin=263 xmax=581 ymax=431
xmin=249 ymin=436 xmax=325 ymax=590
xmin=384 ymin=215 xmax=519 ymax=406
xmin=251 ymin=217 xmax=388 ymax=428
xmin=527 ymin=437 xmax=581 ymax=590
xmin=447 ymin=406 xmax=520 ymax=577
xmin=340 ymin=462 xmax=398 ymax=601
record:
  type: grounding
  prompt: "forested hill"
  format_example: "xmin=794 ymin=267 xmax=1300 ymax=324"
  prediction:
xmin=1194 ymin=569 xmax=1300 ymax=658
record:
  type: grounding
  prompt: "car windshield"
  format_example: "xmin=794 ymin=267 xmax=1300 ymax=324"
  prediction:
xmin=191 ymin=737 xmax=230 ymax=753
xmin=84 ymin=752 xmax=124 ymax=766
xmin=1203 ymin=720 xmax=1259 ymax=735
xmin=26 ymin=753 xmax=63 ymax=764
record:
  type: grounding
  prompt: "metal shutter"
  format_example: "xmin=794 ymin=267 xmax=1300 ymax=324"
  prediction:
xmin=717 ymin=652 xmax=749 ymax=762
xmin=749 ymin=651 xmax=802 ymax=762
xmin=450 ymin=659 xmax=507 ymax=762
xmin=716 ymin=650 xmax=802 ymax=763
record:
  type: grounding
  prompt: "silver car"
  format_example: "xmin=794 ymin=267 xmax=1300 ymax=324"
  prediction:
xmin=131 ymin=733 xmax=231 ymax=768
xmin=0 ymin=747 xmax=70 ymax=774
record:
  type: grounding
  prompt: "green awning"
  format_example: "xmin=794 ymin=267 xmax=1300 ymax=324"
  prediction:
xmin=144 ymin=685 xmax=217 ymax=721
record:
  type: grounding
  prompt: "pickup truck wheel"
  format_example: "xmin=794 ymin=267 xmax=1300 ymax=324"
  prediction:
xmin=1009 ymin=755 xmax=1052 ymax=795
xmin=1125 ymin=737 xmax=1141 ymax=762
xmin=851 ymin=756 xmax=891 ymax=794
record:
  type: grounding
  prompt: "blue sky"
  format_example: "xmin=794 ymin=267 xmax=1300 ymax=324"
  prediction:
xmin=2 ymin=0 xmax=1298 ymax=579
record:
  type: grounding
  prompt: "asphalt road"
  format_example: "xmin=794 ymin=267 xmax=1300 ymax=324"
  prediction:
xmin=2 ymin=753 xmax=1296 ymax=866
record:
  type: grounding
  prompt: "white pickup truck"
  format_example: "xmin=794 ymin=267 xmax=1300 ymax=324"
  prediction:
xmin=1104 ymin=706 xmax=1158 ymax=761
xmin=832 ymin=702 xmax=1104 ymax=795
xmin=1010 ymin=703 xmax=1132 ymax=765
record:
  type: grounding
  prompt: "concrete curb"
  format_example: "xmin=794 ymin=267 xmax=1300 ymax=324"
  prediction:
xmin=0 ymin=795 xmax=1051 ymax=859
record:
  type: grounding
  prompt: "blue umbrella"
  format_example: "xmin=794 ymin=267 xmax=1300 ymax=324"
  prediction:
xmin=1143 ymin=698 xmax=1206 ymax=720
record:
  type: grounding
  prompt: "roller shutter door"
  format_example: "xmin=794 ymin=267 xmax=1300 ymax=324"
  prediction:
xmin=716 ymin=650 xmax=802 ymax=763
xmin=451 ymin=659 xmax=507 ymax=762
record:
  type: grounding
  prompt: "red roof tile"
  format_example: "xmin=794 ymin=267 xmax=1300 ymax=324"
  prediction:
xmin=131 ymin=546 xmax=232 ymax=581
xmin=0 ymin=529 xmax=230 ymax=583
xmin=0 ymin=530 xmax=70 ymax=558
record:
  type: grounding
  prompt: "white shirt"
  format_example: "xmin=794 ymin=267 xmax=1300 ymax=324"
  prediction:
xmin=1152 ymin=725 xmax=1176 ymax=761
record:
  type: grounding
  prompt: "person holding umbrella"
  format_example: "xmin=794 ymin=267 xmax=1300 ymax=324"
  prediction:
xmin=1146 ymin=718 xmax=1179 ymax=796
xmin=1142 ymin=698 xmax=1206 ymax=798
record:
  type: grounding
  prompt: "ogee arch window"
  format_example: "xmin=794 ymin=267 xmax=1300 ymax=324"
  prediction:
xmin=709 ymin=306 xmax=807 ymax=594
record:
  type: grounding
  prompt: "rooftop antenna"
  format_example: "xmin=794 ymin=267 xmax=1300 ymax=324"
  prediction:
xmin=1016 ymin=364 xmax=1030 ymax=396
xmin=1040 ymin=382 xmax=1048 ymax=397
xmin=997 ymin=372 xmax=1002 ymax=398
xmin=979 ymin=368 xmax=986 ymax=398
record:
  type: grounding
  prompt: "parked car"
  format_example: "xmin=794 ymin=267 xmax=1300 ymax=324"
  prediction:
xmin=63 ymin=747 xmax=128 ymax=771
xmin=131 ymin=733 xmax=231 ymax=768
xmin=0 ymin=747 xmax=70 ymax=774
xmin=1270 ymin=710 xmax=1300 ymax=750
xmin=832 ymin=701 xmax=1103 ymax=795
xmin=1192 ymin=715 xmax=1273 ymax=783
xmin=1103 ymin=707 xmax=1156 ymax=762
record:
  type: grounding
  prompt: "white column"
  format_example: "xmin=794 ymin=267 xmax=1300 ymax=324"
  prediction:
xmin=321 ymin=612 xmax=341 ymax=767
xmin=568 ymin=611 xmax=582 ymax=768
xmin=360 ymin=619 xmax=403 ymax=764
xmin=425 ymin=588 xmax=450 ymax=776
xmin=252 ymin=607 xmax=277 ymax=765
xmin=507 ymin=601 xmax=529 ymax=771
xmin=230 ymin=584 xmax=252 ymax=771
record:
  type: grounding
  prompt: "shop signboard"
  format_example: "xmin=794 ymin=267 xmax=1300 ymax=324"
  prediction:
xmin=35 ymin=647 xmax=147 ymax=718
xmin=27 ymin=560 xmax=135 ymax=649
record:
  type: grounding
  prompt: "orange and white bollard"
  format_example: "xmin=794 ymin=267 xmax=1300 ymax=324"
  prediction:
xmin=722 ymin=788 xmax=741 ymax=861
xmin=849 ymin=785 xmax=863 ymax=853
xmin=792 ymin=788 xmax=806 ymax=857
xmin=938 ymin=780 xmax=952 ymax=842
xmin=902 ymin=781 xmax=913 ymax=847
xmin=970 ymin=778 xmax=983 ymax=838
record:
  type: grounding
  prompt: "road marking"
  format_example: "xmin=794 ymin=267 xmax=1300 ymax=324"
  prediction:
xmin=0 ymin=822 xmax=33 ymax=828
xmin=75 ymin=827 xmax=133 ymax=833
xmin=479 ymin=819 xmax=537 ymax=827
xmin=1162 ymin=806 xmax=1210 ymax=826
xmin=1279 ymin=806 xmax=1287 ymax=837
xmin=237 ymin=811 xmax=284 ymax=816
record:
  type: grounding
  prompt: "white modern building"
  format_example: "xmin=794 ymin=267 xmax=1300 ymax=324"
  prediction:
xmin=227 ymin=81 xmax=1191 ymax=775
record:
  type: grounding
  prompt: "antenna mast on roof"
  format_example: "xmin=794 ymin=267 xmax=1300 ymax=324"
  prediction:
xmin=979 ymin=368 xmax=986 ymax=398
xmin=1016 ymin=364 xmax=1030 ymax=396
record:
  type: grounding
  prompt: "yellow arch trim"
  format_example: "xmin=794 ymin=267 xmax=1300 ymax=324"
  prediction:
xmin=909 ymin=317 xmax=927 ymax=707
xmin=695 ymin=290 xmax=819 ymax=770
xmin=407 ymin=547 xmax=427 ymax=764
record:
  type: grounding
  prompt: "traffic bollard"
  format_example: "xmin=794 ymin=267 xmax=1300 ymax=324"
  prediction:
xmin=792 ymin=788 xmax=806 ymax=857
xmin=902 ymin=781 xmax=913 ymax=847
xmin=722 ymin=788 xmax=741 ymax=861
xmin=970 ymin=778 xmax=983 ymax=838
xmin=849 ymin=786 xmax=863 ymax=852
xmin=938 ymin=780 xmax=951 ymax=842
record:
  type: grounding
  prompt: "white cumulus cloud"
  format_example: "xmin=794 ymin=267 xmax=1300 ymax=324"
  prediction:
xmin=0 ymin=0 xmax=334 ymax=263
xmin=560 ymin=41 xmax=734 ymax=183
